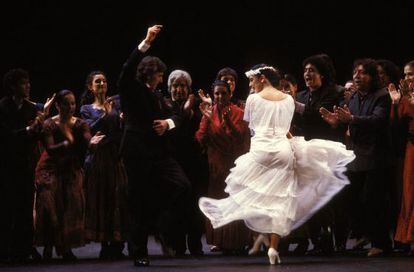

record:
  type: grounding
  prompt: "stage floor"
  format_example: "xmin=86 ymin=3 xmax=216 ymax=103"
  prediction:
xmin=1 ymin=236 xmax=413 ymax=272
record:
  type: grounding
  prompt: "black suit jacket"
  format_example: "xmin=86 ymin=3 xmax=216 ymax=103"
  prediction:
xmin=163 ymin=96 xmax=202 ymax=161
xmin=0 ymin=96 xmax=40 ymax=182
xmin=117 ymin=47 xmax=181 ymax=159
xmin=295 ymin=86 xmax=343 ymax=141
xmin=346 ymin=87 xmax=392 ymax=171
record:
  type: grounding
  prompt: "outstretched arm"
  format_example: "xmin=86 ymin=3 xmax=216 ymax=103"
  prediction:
xmin=117 ymin=25 xmax=163 ymax=92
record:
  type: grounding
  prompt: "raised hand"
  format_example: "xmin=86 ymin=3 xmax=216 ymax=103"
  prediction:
xmin=198 ymin=89 xmax=212 ymax=105
xmin=320 ymin=106 xmax=339 ymax=127
xmin=43 ymin=93 xmax=56 ymax=116
xmin=29 ymin=111 xmax=45 ymax=132
xmin=36 ymin=111 xmax=45 ymax=124
xmin=388 ymin=83 xmax=401 ymax=104
xmin=184 ymin=94 xmax=195 ymax=113
xmin=336 ymin=104 xmax=353 ymax=123
xmin=103 ymin=98 xmax=114 ymax=114
xmin=144 ymin=25 xmax=163 ymax=45
xmin=199 ymin=102 xmax=212 ymax=120
xmin=153 ymin=119 xmax=169 ymax=136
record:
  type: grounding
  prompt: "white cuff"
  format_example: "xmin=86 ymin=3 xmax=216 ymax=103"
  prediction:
xmin=166 ymin=119 xmax=175 ymax=130
xmin=138 ymin=40 xmax=151 ymax=52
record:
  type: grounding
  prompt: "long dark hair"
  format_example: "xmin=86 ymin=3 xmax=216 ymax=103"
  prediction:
xmin=375 ymin=59 xmax=401 ymax=86
xmin=80 ymin=70 xmax=107 ymax=106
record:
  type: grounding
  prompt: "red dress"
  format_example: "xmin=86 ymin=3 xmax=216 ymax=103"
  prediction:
xmin=394 ymin=97 xmax=414 ymax=243
xmin=196 ymin=103 xmax=251 ymax=251
xmin=34 ymin=118 xmax=90 ymax=254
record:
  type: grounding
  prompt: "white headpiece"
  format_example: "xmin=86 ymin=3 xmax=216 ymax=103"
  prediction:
xmin=245 ymin=66 xmax=277 ymax=78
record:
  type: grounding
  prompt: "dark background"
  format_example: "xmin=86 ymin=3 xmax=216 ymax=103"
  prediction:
xmin=1 ymin=1 xmax=413 ymax=102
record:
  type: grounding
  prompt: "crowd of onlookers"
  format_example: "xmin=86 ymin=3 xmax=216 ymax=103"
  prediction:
xmin=0 ymin=26 xmax=413 ymax=266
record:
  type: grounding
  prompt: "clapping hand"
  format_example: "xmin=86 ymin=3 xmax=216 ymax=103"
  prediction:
xmin=335 ymin=104 xmax=353 ymax=123
xmin=199 ymin=102 xmax=212 ymax=120
xmin=29 ymin=111 xmax=45 ymax=132
xmin=90 ymin=131 xmax=106 ymax=147
xmin=388 ymin=83 xmax=401 ymax=104
xmin=183 ymin=94 xmax=195 ymax=113
xmin=198 ymin=89 xmax=212 ymax=105
xmin=43 ymin=93 xmax=56 ymax=116
xmin=222 ymin=107 xmax=232 ymax=123
xmin=103 ymin=98 xmax=114 ymax=114
xmin=320 ymin=106 xmax=339 ymax=127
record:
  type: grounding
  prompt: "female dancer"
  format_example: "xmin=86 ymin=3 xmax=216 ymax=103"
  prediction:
xmin=34 ymin=90 xmax=104 ymax=260
xmin=80 ymin=71 xmax=128 ymax=259
xmin=199 ymin=64 xmax=355 ymax=264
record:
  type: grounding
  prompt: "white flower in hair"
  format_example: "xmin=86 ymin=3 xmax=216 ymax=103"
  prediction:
xmin=245 ymin=66 xmax=278 ymax=77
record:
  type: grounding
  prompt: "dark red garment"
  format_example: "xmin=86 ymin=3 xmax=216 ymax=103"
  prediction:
xmin=34 ymin=118 xmax=89 ymax=255
xmin=196 ymin=103 xmax=251 ymax=250
xmin=393 ymin=97 xmax=414 ymax=243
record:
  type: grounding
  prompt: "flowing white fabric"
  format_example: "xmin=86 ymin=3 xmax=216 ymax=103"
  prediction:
xmin=199 ymin=93 xmax=355 ymax=236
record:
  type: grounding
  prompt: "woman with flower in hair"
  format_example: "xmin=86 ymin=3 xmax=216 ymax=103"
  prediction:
xmin=199 ymin=64 xmax=355 ymax=265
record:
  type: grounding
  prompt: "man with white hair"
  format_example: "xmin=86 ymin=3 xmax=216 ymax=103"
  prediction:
xmin=163 ymin=69 xmax=207 ymax=256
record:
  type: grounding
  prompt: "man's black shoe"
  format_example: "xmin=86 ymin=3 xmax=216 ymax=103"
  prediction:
xmin=134 ymin=257 xmax=150 ymax=267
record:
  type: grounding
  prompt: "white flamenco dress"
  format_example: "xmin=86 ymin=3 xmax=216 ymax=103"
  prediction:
xmin=199 ymin=93 xmax=355 ymax=236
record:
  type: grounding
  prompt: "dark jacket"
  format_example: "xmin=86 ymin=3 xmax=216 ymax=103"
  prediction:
xmin=346 ymin=87 xmax=392 ymax=171
xmin=0 ymin=96 xmax=40 ymax=175
xmin=117 ymin=48 xmax=181 ymax=159
xmin=295 ymin=85 xmax=343 ymax=141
